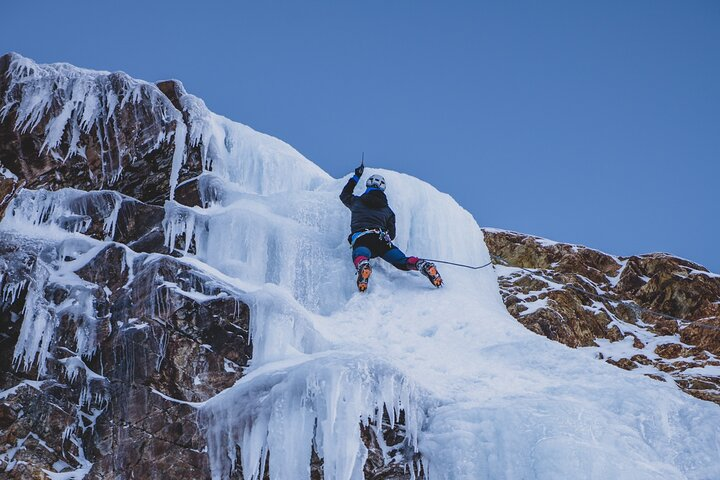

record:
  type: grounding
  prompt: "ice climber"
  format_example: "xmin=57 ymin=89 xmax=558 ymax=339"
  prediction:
xmin=340 ymin=162 xmax=443 ymax=292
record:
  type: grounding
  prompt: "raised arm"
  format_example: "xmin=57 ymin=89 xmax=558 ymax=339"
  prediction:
xmin=339 ymin=163 xmax=365 ymax=208
xmin=339 ymin=175 xmax=359 ymax=208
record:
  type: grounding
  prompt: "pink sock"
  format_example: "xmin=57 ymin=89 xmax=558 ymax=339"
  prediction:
xmin=354 ymin=256 xmax=369 ymax=268
xmin=407 ymin=256 xmax=420 ymax=270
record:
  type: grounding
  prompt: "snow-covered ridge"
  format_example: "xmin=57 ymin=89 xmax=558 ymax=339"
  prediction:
xmin=1 ymin=55 xmax=720 ymax=479
xmin=484 ymin=228 xmax=720 ymax=406
xmin=0 ymin=52 xmax=328 ymax=200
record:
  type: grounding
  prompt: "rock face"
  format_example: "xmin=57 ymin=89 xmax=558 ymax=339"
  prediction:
xmin=484 ymin=228 xmax=720 ymax=405
xmin=0 ymin=232 xmax=250 ymax=479
xmin=0 ymin=53 xmax=419 ymax=479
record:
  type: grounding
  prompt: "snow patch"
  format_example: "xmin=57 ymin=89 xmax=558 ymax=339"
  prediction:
xmin=0 ymin=165 xmax=18 ymax=180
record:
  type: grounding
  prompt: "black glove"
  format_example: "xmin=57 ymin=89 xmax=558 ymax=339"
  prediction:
xmin=354 ymin=163 xmax=364 ymax=178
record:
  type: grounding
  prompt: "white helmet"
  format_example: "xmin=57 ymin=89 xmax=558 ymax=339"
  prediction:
xmin=366 ymin=174 xmax=386 ymax=191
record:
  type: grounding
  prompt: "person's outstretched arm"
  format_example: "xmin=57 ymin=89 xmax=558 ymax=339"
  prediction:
xmin=339 ymin=163 xmax=364 ymax=208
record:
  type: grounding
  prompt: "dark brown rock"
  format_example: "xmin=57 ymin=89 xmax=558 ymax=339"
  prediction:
xmin=655 ymin=343 xmax=683 ymax=359
xmin=0 ymin=177 xmax=22 ymax=218
xmin=0 ymin=232 xmax=250 ymax=478
xmin=630 ymin=354 xmax=652 ymax=366
xmin=681 ymin=319 xmax=720 ymax=356
xmin=607 ymin=358 xmax=638 ymax=370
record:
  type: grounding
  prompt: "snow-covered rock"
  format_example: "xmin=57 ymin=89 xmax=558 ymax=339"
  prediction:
xmin=484 ymin=228 xmax=720 ymax=404
xmin=0 ymin=52 xmax=187 ymax=209
xmin=0 ymin=230 xmax=250 ymax=478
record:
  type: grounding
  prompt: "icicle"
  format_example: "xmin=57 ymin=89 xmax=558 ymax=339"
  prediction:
xmin=200 ymin=355 xmax=426 ymax=480
xmin=8 ymin=233 xmax=103 ymax=376
xmin=0 ymin=188 xmax=126 ymax=240
xmin=2 ymin=278 xmax=29 ymax=306
xmin=12 ymin=261 xmax=55 ymax=376
xmin=198 ymin=174 xmax=226 ymax=207
xmin=100 ymin=192 xmax=122 ymax=239
xmin=151 ymin=284 xmax=169 ymax=321
xmin=56 ymin=284 xmax=100 ymax=359
xmin=163 ymin=201 xmax=190 ymax=253
xmin=161 ymin=201 xmax=212 ymax=257
xmin=168 ymin=120 xmax=187 ymax=201
xmin=155 ymin=330 xmax=168 ymax=371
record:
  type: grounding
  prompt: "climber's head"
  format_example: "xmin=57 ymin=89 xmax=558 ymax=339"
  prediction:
xmin=365 ymin=174 xmax=386 ymax=192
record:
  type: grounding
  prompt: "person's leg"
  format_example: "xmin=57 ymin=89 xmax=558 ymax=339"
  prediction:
xmin=352 ymin=245 xmax=372 ymax=270
xmin=381 ymin=245 xmax=420 ymax=271
xmin=352 ymin=237 xmax=378 ymax=291
xmin=352 ymin=234 xmax=384 ymax=268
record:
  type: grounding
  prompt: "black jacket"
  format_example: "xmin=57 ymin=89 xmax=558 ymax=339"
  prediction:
xmin=340 ymin=177 xmax=396 ymax=240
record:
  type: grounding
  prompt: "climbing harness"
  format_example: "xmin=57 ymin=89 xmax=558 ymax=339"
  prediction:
xmin=349 ymin=228 xmax=391 ymax=247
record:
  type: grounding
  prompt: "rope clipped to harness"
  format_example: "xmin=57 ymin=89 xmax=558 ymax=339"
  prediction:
xmin=404 ymin=253 xmax=720 ymax=335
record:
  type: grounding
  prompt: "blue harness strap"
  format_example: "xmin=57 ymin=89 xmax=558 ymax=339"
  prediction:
xmin=350 ymin=228 xmax=385 ymax=247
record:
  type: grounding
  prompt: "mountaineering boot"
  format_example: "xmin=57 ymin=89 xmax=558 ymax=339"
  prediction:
xmin=417 ymin=260 xmax=443 ymax=288
xmin=356 ymin=260 xmax=372 ymax=292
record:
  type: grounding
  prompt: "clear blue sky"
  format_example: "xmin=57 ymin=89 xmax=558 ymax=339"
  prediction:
xmin=3 ymin=0 xmax=719 ymax=271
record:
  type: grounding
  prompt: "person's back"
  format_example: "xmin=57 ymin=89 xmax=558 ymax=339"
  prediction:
xmin=340 ymin=172 xmax=396 ymax=242
xmin=339 ymin=163 xmax=442 ymax=292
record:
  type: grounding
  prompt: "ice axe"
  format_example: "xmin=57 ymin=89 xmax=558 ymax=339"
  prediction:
xmin=354 ymin=152 xmax=365 ymax=178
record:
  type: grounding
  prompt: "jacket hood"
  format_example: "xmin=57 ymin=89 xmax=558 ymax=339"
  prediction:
xmin=359 ymin=189 xmax=388 ymax=209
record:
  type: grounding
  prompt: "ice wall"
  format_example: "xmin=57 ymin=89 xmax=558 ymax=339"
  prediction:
xmin=167 ymin=120 xmax=720 ymax=479
xmin=163 ymin=169 xmax=496 ymax=316
xmin=158 ymin=108 xmax=500 ymax=477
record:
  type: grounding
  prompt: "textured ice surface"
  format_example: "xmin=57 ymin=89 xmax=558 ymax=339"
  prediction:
xmin=3 ymin=188 xmax=123 ymax=239
xmin=187 ymin=162 xmax=720 ymax=478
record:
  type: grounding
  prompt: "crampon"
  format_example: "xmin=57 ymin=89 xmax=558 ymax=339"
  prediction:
xmin=356 ymin=261 xmax=372 ymax=292
xmin=418 ymin=260 xmax=443 ymax=288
